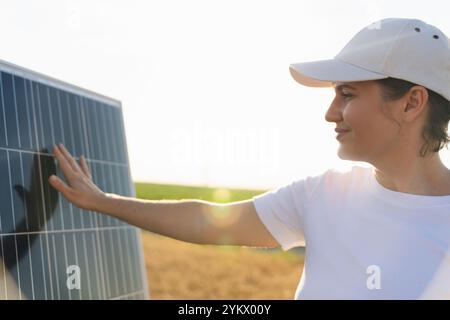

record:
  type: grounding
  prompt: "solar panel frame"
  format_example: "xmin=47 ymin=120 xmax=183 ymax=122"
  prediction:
xmin=0 ymin=58 xmax=149 ymax=300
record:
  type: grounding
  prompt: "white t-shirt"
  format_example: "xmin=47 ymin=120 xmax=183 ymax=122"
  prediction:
xmin=252 ymin=165 xmax=450 ymax=299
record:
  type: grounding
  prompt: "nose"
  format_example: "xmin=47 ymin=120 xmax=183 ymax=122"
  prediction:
xmin=324 ymin=96 xmax=343 ymax=123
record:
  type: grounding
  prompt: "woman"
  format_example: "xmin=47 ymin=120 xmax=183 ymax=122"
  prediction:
xmin=49 ymin=18 xmax=450 ymax=299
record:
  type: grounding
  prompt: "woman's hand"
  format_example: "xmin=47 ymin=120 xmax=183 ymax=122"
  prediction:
xmin=48 ymin=143 xmax=106 ymax=211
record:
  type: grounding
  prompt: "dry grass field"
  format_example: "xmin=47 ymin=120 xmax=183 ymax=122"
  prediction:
xmin=141 ymin=232 xmax=304 ymax=299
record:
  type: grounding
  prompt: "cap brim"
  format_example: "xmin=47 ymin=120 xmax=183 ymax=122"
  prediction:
xmin=289 ymin=58 xmax=388 ymax=87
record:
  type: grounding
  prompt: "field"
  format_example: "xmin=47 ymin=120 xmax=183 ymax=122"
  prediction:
xmin=135 ymin=182 xmax=305 ymax=299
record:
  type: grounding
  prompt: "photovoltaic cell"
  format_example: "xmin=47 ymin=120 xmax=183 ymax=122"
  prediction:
xmin=0 ymin=60 xmax=149 ymax=300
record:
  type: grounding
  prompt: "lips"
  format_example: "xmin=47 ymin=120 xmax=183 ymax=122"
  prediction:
xmin=335 ymin=128 xmax=350 ymax=141
xmin=335 ymin=128 xmax=351 ymax=133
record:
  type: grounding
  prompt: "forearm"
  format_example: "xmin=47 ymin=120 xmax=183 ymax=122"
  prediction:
xmin=93 ymin=193 xmax=212 ymax=244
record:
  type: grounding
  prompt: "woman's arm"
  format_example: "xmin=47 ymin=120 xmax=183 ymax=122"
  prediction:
xmin=49 ymin=144 xmax=279 ymax=248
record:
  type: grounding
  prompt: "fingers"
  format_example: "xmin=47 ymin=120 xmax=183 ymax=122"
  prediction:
xmin=57 ymin=143 xmax=83 ymax=174
xmin=79 ymin=155 xmax=92 ymax=179
xmin=48 ymin=174 xmax=74 ymax=199
xmin=53 ymin=144 xmax=78 ymax=180
xmin=51 ymin=143 xmax=93 ymax=191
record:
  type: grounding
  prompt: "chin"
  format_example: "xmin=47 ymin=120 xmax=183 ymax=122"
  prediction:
xmin=337 ymin=146 xmax=362 ymax=161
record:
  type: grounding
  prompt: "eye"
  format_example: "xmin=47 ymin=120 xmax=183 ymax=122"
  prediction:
xmin=340 ymin=92 xmax=354 ymax=99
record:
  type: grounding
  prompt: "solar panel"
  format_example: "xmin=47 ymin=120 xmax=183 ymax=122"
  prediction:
xmin=0 ymin=60 xmax=149 ymax=300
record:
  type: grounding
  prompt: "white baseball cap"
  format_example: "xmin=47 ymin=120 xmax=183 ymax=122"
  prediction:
xmin=289 ymin=18 xmax=450 ymax=101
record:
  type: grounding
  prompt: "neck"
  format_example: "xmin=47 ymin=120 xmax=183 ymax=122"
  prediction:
xmin=370 ymin=152 xmax=450 ymax=196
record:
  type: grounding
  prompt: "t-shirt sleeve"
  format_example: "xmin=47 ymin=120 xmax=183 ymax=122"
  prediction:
xmin=251 ymin=171 xmax=327 ymax=251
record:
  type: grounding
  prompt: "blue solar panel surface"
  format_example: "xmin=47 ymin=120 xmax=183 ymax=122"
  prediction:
xmin=0 ymin=60 xmax=149 ymax=300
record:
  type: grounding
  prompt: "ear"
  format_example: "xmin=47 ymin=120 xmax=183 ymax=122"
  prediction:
xmin=403 ymin=86 xmax=429 ymax=122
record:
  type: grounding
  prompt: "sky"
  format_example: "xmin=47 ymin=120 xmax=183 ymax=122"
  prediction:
xmin=1 ymin=0 xmax=449 ymax=189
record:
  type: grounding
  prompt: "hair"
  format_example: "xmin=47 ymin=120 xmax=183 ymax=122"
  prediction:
xmin=374 ymin=77 xmax=450 ymax=157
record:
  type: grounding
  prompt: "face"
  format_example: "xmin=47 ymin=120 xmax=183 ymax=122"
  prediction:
xmin=325 ymin=80 xmax=403 ymax=162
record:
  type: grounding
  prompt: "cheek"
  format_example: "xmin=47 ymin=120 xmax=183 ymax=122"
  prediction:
xmin=343 ymin=102 xmax=396 ymax=148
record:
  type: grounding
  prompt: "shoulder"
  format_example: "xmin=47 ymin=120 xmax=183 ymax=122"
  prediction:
xmin=300 ymin=165 xmax=372 ymax=200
